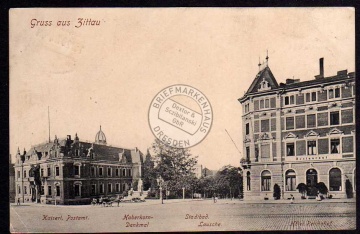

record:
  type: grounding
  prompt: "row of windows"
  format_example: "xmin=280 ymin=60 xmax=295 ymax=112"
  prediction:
xmin=19 ymin=183 xmax=129 ymax=197
xmin=246 ymin=168 xmax=349 ymax=192
xmin=285 ymin=111 xmax=349 ymax=130
xmin=18 ymin=166 xmax=132 ymax=179
xmin=18 ymin=185 xmax=61 ymax=196
xmin=92 ymin=183 xmax=127 ymax=195
xmin=245 ymin=86 xmax=353 ymax=113
xmin=18 ymin=166 xmax=60 ymax=179
xmin=283 ymin=87 xmax=343 ymax=106
xmin=284 ymin=91 xmax=318 ymax=106
xmin=245 ymin=136 xmax=353 ymax=160
xmin=248 ymin=110 xmax=353 ymax=135
xmin=286 ymin=139 xmax=341 ymax=156
xmin=91 ymin=167 xmax=132 ymax=177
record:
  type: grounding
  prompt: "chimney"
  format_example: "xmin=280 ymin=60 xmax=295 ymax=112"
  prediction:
xmin=286 ymin=79 xmax=294 ymax=84
xmin=337 ymin=69 xmax=348 ymax=77
xmin=315 ymin=58 xmax=324 ymax=80
xmin=320 ymin=58 xmax=324 ymax=77
xmin=286 ymin=78 xmax=300 ymax=84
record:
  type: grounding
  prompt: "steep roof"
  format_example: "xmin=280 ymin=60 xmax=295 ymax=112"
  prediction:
xmin=25 ymin=139 xmax=136 ymax=164
xmin=246 ymin=66 xmax=279 ymax=94
xmin=90 ymin=143 xmax=133 ymax=163
xmin=240 ymin=68 xmax=355 ymax=103
xmin=28 ymin=142 xmax=54 ymax=154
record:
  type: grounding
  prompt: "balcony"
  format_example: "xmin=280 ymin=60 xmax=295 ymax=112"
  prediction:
xmin=240 ymin=158 xmax=251 ymax=169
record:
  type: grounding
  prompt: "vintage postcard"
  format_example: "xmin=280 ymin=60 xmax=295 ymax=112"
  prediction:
xmin=9 ymin=8 xmax=355 ymax=232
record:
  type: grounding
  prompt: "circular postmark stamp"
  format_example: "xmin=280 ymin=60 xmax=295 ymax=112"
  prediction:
xmin=148 ymin=84 xmax=213 ymax=148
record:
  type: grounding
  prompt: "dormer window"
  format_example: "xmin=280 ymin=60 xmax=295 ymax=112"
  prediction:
xmin=258 ymin=78 xmax=271 ymax=92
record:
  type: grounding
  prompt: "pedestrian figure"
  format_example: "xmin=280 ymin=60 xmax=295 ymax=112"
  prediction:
xmin=213 ymin=193 xmax=217 ymax=203
xmin=17 ymin=198 xmax=20 ymax=205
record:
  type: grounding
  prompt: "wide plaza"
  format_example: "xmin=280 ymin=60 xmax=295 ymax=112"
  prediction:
xmin=10 ymin=198 xmax=355 ymax=232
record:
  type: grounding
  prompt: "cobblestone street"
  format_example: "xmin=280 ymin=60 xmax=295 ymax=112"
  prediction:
xmin=10 ymin=199 xmax=356 ymax=232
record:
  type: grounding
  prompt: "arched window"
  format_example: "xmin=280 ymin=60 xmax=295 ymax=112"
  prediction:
xmin=261 ymin=170 xmax=271 ymax=191
xmin=246 ymin=171 xmax=251 ymax=191
xmin=329 ymin=168 xmax=342 ymax=191
xmin=55 ymin=183 xmax=61 ymax=196
xmin=285 ymin=170 xmax=296 ymax=191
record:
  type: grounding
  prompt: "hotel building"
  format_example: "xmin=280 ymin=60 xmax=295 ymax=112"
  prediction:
xmin=239 ymin=58 xmax=355 ymax=200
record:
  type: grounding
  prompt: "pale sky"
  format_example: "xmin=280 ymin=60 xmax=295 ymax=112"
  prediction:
xmin=10 ymin=8 xmax=355 ymax=170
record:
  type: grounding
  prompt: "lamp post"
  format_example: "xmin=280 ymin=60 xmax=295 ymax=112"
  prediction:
xmin=157 ymin=177 xmax=163 ymax=204
xmin=182 ymin=187 xmax=185 ymax=200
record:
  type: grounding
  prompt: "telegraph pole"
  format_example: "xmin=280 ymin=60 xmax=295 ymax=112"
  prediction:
xmin=48 ymin=106 xmax=51 ymax=143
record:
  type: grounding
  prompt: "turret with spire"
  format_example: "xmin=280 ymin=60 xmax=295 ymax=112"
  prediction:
xmin=258 ymin=50 xmax=269 ymax=71
xmin=95 ymin=125 xmax=107 ymax=145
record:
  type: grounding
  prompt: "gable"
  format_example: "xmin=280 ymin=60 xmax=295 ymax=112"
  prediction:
xmin=305 ymin=130 xmax=319 ymax=138
xmin=246 ymin=67 xmax=279 ymax=94
xmin=328 ymin=128 xmax=343 ymax=136
xmin=284 ymin=132 xmax=297 ymax=140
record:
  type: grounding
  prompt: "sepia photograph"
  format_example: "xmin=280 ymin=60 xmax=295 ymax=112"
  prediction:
xmin=9 ymin=7 xmax=355 ymax=232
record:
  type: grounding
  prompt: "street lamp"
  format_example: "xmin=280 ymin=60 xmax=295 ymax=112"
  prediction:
xmin=182 ymin=187 xmax=185 ymax=200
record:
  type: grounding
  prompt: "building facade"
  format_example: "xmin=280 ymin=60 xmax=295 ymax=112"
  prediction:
xmin=239 ymin=58 xmax=355 ymax=200
xmin=14 ymin=126 xmax=143 ymax=205
xmin=193 ymin=164 xmax=203 ymax=178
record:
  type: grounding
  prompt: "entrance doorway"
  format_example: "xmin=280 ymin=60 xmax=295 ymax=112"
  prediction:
xmin=306 ymin=169 xmax=318 ymax=196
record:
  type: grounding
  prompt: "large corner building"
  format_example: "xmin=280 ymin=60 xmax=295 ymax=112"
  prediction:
xmin=239 ymin=58 xmax=355 ymax=200
xmin=14 ymin=126 xmax=143 ymax=205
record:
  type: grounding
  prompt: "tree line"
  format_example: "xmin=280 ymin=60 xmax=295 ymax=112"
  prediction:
xmin=140 ymin=139 xmax=243 ymax=199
